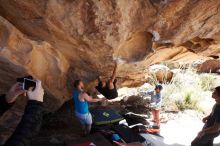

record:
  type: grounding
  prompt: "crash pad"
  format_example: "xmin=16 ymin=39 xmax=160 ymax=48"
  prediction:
xmin=140 ymin=133 xmax=168 ymax=146
xmin=112 ymin=125 xmax=146 ymax=143
xmin=114 ymin=141 xmax=144 ymax=146
xmin=66 ymin=133 xmax=113 ymax=146
xmin=91 ymin=109 xmax=124 ymax=126
xmin=123 ymin=113 xmax=149 ymax=126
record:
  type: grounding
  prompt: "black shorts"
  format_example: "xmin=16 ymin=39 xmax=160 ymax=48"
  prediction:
xmin=106 ymin=88 xmax=118 ymax=99
xmin=96 ymin=81 xmax=118 ymax=99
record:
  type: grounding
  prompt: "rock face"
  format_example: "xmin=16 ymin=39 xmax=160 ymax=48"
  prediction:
xmin=0 ymin=0 xmax=220 ymax=112
xmin=0 ymin=1 xmax=220 ymax=144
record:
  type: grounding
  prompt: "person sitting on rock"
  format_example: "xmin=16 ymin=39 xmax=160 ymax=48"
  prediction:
xmin=72 ymin=80 xmax=104 ymax=136
xmin=191 ymin=86 xmax=220 ymax=146
xmin=95 ymin=62 xmax=118 ymax=100
xmin=0 ymin=79 xmax=44 ymax=146
xmin=147 ymin=85 xmax=163 ymax=128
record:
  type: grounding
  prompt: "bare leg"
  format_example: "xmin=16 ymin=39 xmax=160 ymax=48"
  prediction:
xmin=96 ymin=76 xmax=106 ymax=88
xmin=155 ymin=110 xmax=160 ymax=127
xmin=81 ymin=125 xmax=86 ymax=135
xmin=102 ymin=81 xmax=106 ymax=88
xmin=108 ymin=81 xmax=114 ymax=90
xmin=151 ymin=109 xmax=156 ymax=122
xmin=85 ymin=124 xmax=92 ymax=135
xmin=108 ymin=62 xmax=118 ymax=90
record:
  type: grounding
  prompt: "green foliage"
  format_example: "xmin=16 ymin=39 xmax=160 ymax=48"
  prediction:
xmin=148 ymin=64 xmax=220 ymax=112
xmin=199 ymin=74 xmax=216 ymax=91
xmin=175 ymin=92 xmax=198 ymax=111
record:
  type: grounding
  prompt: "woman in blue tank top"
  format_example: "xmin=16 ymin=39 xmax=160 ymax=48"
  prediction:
xmin=72 ymin=80 xmax=104 ymax=136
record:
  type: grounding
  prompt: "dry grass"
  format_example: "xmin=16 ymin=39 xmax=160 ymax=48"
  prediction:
xmin=148 ymin=65 xmax=220 ymax=112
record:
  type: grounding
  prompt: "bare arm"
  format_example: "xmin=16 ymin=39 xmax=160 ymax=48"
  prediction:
xmin=204 ymin=115 xmax=211 ymax=119
xmin=147 ymin=91 xmax=154 ymax=96
xmin=110 ymin=62 xmax=118 ymax=82
xmin=203 ymin=122 xmax=220 ymax=134
xmin=81 ymin=93 xmax=102 ymax=103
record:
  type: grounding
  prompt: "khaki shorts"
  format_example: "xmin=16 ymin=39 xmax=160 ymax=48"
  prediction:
xmin=75 ymin=112 xmax=92 ymax=125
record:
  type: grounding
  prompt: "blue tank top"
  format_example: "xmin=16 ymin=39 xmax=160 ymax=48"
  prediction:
xmin=72 ymin=90 xmax=89 ymax=114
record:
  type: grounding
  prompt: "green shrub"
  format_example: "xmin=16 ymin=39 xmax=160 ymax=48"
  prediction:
xmin=148 ymin=64 xmax=220 ymax=113
xmin=199 ymin=74 xmax=216 ymax=91
xmin=175 ymin=92 xmax=198 ymax=111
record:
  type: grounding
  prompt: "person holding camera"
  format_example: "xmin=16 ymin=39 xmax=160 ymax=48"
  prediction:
xmin=0 ymin=79 xmax=44 ymax=146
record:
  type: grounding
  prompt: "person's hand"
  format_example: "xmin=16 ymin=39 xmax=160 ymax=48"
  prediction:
xmin=197 ymin=131 xmax=205 ymax=139
xmin=101 ymin=97 xmax=107 ymax=102
xmin=6 ymin=82 xmax=26 ymax=103
xmin=202 ymin=116 xmax=209 ymax=123
xmin=27 ymin=80 xmax=44 ymax=102
xmin=100 ymin=98 xmax=108 ymax=106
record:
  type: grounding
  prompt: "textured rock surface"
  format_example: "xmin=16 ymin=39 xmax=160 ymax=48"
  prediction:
xmin=1 ymin=1 xmax=220 ymax=144
xmin=0 ymin=0 xmax=220 ymax=111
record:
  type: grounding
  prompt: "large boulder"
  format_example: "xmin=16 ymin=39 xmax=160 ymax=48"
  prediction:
xmin=149 ymin=64 xmax=174 ymax=83
xmin=198 ymin=60 xmax=220 ymax=73
xmin=155 ymin=70 xmax=174 ymax=83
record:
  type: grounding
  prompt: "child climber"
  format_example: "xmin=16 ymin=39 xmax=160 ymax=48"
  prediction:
xmin=147 ymin=85 xmax=163 ymax=128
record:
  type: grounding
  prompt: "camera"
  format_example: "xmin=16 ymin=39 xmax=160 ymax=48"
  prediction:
xmin=17 ymin=76 xmax=36 ymax=90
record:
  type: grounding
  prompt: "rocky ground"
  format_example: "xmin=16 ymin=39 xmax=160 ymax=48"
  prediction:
xmin=30 ymin=101 xmax=220 ymax=146
xmin=30 ymin=85 xmax=220 ymax=146
xmin=1 ymin=65 xmax=220 ymax=146
xmin=29 ymin=67 xmax=220 ymax=146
